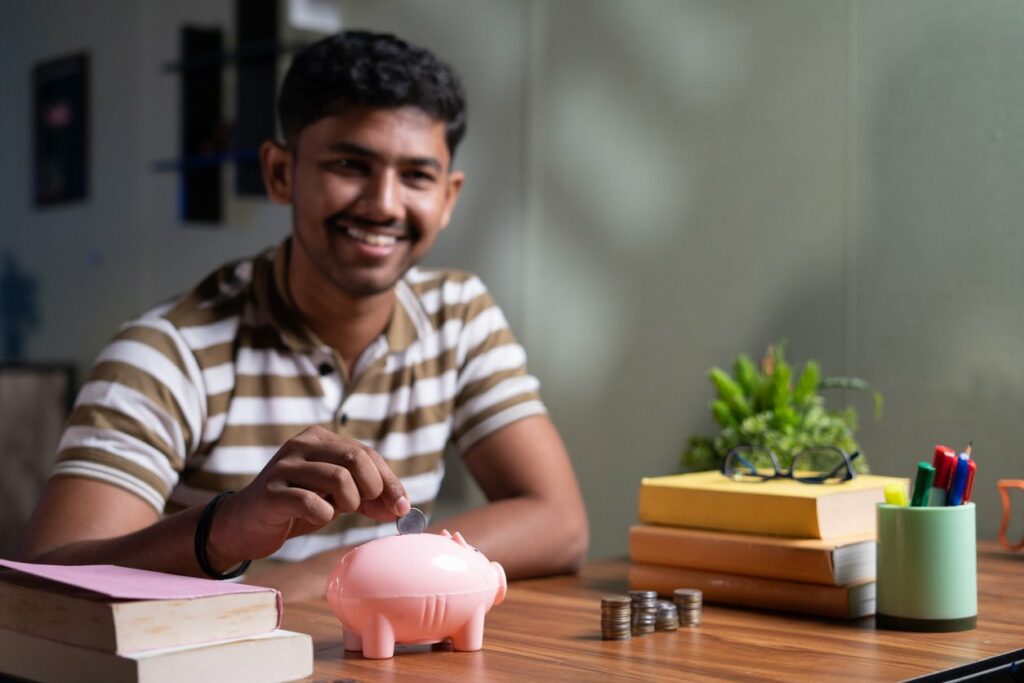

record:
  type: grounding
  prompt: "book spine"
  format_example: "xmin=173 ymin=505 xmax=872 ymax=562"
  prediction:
xmin=628 ymin=526 xmax=839 ymax=585
xmin=637 ymin=485 xmax=824 ymax=537
xmin=627 ymin=562 xmax=869 ymax=619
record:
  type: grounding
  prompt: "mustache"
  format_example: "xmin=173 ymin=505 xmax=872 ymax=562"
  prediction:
xmin=324 ymin=212 xmax=415 ymax=239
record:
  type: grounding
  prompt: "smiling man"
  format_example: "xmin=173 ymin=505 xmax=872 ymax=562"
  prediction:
xmin=18 ymin=31 xmax=589 ymax=601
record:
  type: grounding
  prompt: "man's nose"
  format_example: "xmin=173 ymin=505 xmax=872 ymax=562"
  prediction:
xmin=356 ymin=169 xmax=403 ymax=222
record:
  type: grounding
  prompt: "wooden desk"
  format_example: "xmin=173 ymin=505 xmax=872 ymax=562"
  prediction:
xmin=283 ymin=540 xmax=1024 ymax=682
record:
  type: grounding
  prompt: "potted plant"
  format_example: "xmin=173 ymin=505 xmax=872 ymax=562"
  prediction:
xmin=681 ymin=343 xmax=882 ymax=473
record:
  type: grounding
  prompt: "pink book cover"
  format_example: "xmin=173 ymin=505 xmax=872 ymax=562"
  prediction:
xmin=0 ymin=560 xmax=282 ymax=627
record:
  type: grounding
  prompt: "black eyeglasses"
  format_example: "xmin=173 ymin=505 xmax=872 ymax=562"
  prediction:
xmin=721 ymin=445 xmax=861 ymax=484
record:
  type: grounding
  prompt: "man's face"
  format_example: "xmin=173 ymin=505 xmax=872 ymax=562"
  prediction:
xmin=284 ymin=106 xmax=463 ymax=299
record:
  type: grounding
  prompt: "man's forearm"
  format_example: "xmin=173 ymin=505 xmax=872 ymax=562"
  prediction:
xmin=426 ymin=495 xmax=588 ymax=580
xmin=23 ymin=504 xmax=243 ymax=577
xmin=245 ymin=544 xmax=355 ymax=602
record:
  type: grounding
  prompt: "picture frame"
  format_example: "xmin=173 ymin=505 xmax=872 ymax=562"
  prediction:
xmin=33 ymin=52 xmax=89 ymax=206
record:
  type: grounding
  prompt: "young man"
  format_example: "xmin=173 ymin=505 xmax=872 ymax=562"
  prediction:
xmin=18 ymin=31 xmax=588 ymax=601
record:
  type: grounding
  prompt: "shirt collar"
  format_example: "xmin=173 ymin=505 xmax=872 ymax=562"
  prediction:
xmin=258 ymin=237 xmax=426 ymax=355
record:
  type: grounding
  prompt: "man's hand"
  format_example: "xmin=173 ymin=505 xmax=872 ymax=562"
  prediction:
xmin=210 ymin=426 xmax=411 ymax=568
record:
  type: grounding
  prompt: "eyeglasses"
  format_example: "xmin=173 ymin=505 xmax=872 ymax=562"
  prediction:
xmin=998 ymin=480 xmax=1024 ymax=552
xmin=722 ymin=445 xmax=861 ymax=484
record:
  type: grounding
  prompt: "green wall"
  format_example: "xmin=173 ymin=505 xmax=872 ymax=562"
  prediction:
xmin=1 ymin=1 xmax=1021 ymax=558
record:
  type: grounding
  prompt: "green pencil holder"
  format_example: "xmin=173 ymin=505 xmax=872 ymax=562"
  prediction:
xmin=876 ymin=502 xmax=977 ymax=632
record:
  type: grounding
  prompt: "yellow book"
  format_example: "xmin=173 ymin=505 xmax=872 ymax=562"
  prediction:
xmin=638 ymin=471 xmax=908 ymax=539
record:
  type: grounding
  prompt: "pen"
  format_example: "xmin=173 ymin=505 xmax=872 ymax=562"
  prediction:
xmin=961 ymin=459 xmax=977 ymax=503
xmin=947 ymin=453 xmax=971 ymax=506
xmin=929 ymin=445 xmax=957 ymax=506
xmin=910 ymin=461 xmax=935 ymax=507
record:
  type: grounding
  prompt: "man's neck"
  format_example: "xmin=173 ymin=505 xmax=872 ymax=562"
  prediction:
xmin=287 ymin=254 xmax=395 ymax=379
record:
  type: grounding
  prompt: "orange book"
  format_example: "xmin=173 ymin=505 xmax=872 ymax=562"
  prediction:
xmin=628 ymin=562 xmax=875 ymax=619
xmin=629 ymin=524 xmax=875 ymax=586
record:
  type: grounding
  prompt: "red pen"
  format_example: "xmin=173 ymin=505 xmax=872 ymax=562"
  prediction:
xmin=929 ymin=445 xmax=957 ymax=506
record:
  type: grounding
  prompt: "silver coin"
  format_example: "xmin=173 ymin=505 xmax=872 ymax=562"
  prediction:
xmin=396 ymin=507 xmax=426 ymax=535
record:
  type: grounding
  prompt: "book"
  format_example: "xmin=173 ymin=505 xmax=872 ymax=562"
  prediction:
xmin=638 ymin=470 xmax=908 ymax=539
xmin=0 ymin=627 xmax=313 ymax=683
xmin=0 ymin=560 xmax=282 ymax=654
xmin=628 ymin=561 xmax=875 ymax=619
xmin=629 ymin=524 xmax=876 ymax=586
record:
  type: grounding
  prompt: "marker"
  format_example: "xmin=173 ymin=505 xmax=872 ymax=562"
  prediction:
xmin=910 ymin=461 xmax=935 ymax=507
xmin=929 ymin=445 xmax=957 ymax=506
xmin=962 ymin=459 xmax=977 ymax=503
xmin=884 ymin=481 xmax=908 ymax=506
xmin=947 ymin=454 xmax=971 ymax=506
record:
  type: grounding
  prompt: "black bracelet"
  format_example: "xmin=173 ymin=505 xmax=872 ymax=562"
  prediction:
xmin=194 ymin=491 xmax=251 ymax=580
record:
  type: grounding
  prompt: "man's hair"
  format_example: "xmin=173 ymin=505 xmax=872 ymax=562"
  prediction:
xmin=278 ymin=30 xmax=467 ymax=158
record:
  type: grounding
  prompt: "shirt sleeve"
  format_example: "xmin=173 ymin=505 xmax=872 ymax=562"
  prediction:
xmin=51 ymin=315 xmax=205 ymax=513
xmin=450 ymin=277 xmax=547 ymax=453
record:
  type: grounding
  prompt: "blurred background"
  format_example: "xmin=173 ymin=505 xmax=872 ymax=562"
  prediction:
xmin=1 ymin=0 xmax=1022 ymax=559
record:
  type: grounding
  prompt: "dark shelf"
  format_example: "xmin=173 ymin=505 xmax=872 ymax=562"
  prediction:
xmin=151 ymin=147 xmax=260 ymax=173
xmin=161 ymin=40 xmax=306 ymax=73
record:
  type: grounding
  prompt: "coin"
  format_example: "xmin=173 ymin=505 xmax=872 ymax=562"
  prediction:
xmin=396 ymin=507 xmax=426 ymax=535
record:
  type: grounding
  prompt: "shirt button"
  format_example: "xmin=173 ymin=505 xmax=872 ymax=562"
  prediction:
xmin=318 ymin=362 xmax=333 ymax=376
xmin=340 ymin=413 xmax=349 ymax=426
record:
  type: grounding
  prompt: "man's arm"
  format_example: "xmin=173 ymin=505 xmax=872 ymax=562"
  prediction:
xmin=16 ymin=427 xmax=410 ymax=577
xmin=247 ymin=414 xmax=589 ymax=601
xmin=427 ymin=413 xmax=588 ymax=578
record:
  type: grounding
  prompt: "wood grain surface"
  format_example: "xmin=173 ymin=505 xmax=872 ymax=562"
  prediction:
xmin=282 ymin=540 xmax=1024 ymax=682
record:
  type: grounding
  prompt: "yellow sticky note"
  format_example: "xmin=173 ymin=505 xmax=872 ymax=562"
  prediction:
xmin=884 ymin=482 xmax=908 ymax=506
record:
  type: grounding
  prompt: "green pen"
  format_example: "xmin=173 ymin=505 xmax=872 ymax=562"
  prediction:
xmin=910 ymin=461 xmax=936 ymax=507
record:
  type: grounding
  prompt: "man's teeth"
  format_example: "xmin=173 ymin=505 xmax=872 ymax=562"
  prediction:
xmin=345 ymin=227 xmax=397 ymax=247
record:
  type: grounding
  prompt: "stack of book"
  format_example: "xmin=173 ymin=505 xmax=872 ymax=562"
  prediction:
xmin=0 ymin=559 xmax=312 ymax=683
xmin=629 ymin=470 xmax=908 ymax=619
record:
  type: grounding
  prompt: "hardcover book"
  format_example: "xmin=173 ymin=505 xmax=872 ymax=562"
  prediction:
xmin=0 ymin=628 xmax=313 ymax=683
xmin=0 ymin=560 xmax=282 ymax=654
xmin=628 ymin=561 xmax=875 ymax=619
xmin=629 ymin=524 xmax=875 ymax=586
xmin=638 ymin=471 xmax=907 ymax=539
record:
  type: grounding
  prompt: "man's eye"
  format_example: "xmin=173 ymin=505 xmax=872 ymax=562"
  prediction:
xmin=404 ymin=170 xmax=436 ymax=184
xmin=325 ymin=159 xmax=369 ymax=174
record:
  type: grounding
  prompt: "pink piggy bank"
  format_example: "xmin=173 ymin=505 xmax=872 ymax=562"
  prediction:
xmin=325 ymin=529 xmax=507 ymax=659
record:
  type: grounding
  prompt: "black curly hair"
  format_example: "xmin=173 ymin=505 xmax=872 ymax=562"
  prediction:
xmin=278 ymin=30 xmax=467 ymax=158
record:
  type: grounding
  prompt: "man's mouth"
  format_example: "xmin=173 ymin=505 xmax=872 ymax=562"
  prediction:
xmin=344 ymin=225 xmax=399 ymax=247
xmin=326 ymin=215 xmax=413 ymax=248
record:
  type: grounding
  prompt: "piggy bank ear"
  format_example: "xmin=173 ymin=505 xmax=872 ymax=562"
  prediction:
xmin=440 ymin=529 xmax=452 ymax=538
xmin=451 ymin=531 xmax=475 ymax=550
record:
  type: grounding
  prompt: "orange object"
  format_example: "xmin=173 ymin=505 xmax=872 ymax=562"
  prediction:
xmin=998 ymin=480 xmax=1024 ymax=552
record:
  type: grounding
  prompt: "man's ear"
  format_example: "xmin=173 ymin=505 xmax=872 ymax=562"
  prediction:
xmin=259 ymin=140 xmax=293 ymax=204
xmin=438 ymin=170 xmax=465 ymax=230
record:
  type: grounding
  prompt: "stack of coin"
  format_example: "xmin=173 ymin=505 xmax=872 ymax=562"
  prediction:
xmin=600 ymin=595 xmax=632 ymax=640
xmin=673 ymin=588 xmax=702 ymax=627
xmin=655 ymin=600 xmax=679 ymax=631
xmin=629 ymin=590 xmax=658 ymax=635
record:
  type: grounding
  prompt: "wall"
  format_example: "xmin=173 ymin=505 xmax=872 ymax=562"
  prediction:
xmin=1 ymin=0 xmax=1022 ymax=559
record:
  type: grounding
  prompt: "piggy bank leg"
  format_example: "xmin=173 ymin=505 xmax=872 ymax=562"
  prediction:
xmin=450 ymin=605 xmax=486 ymax=652
xmin=360 ymin=614 xmax=396 ymax=659
xmin=342 ymin=628 xmax=362 ymax=652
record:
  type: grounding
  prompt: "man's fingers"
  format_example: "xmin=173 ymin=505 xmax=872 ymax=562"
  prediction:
xmin=287 ymin=427 xmax=407 ymax=517
xmin=295 ymin=440 xmax=385 ymax=501
xmin=364 ymin=448 xmax=410 ymax=517
xmin=266 ymin=484 xmax=335 ymax=528
xmin=273 ymin=460 xmax=362 ymax=512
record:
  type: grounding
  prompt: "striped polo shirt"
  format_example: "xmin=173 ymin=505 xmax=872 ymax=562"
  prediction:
xmin=53 ymin=239 xmax=546 ymax=560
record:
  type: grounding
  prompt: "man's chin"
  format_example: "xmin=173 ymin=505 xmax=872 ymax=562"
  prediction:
xmin=330 ymin=272 xmax=404 ymax=299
